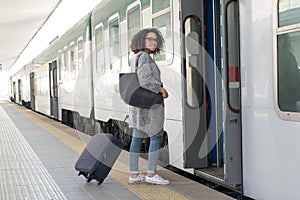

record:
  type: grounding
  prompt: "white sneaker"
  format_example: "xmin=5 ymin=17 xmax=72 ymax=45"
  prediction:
xmin=145 ymin=174 xmax=170 ymax=185
xmin=128 ymin=174 xmax=145 ymax=184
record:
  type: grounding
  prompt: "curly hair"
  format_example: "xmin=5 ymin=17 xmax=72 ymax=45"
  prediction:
xmin=130 ymin=28 xmax=164 ymax=55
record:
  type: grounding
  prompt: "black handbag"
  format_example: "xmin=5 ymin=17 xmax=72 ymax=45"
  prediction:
xmin=119 ymin=55 xmax=163 ymax=109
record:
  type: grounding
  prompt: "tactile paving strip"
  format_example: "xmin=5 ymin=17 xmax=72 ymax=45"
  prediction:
xmin=110 ymin=168 xmax=188 ymax=200
xmin=0 ymin=105 xmax=67 ymax=200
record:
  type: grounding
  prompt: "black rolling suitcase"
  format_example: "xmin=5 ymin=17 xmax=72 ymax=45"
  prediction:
xmin=75 ymin=133 xmax=123 ymax=185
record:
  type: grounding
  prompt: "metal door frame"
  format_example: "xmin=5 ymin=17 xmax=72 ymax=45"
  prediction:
xmin=49 ymin=60 xmax=59 ymax=119
xmin=29 ymin=72 xmax=35 ymax=110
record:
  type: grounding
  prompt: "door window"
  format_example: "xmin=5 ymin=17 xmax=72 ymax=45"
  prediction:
xmin=226 ymin=1 xmax=240 ymax=112
xmin=184 ymin=16 xmax=203 ymax=108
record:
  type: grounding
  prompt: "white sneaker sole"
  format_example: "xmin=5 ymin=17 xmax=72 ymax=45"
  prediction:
xmin=145 ymin=180 xmax=170 ymax=185
xmin=128 ymin=179 xmax=145 ymax=184
xmin=128 ymin=181 xmax=144 ymax=184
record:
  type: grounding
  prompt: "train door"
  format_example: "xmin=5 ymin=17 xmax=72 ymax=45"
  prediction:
xmin=9 ymin=78 xmax=13 ymax=101
xmin=49 ymin=61 xmax=58 ymax=119
xmin=181 ymin=0 xmax=208 ymax=168
xmin=223 ymin=0 xmax=242 ymax=186
xmin=18 ymin=79 xmax=22 ymax=103
xmin=12 ymin=81 xmax=16 ymax=102
xmin=30 ymin=72 xmax=35 ymax=110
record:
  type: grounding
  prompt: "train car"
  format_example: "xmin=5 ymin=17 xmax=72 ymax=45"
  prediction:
xmin=10 ymin=63 xmax=33 ymax=108
xmin=9 ymin=0 xmax=300 ymax=199
xmin=239 ymin=0 xmax=300 ymax=199
xmin=14 ymin=15 xmax=94 ymax=122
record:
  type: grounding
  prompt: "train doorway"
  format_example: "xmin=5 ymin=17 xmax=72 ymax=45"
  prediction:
xmin=12 ymin=81 xmax=16 ymax=103
xmin=18 ymin=79 xmax=22 ymax=103
xmin=29 ymin=72 xmax=35 ymax=110
xmin=181 ymin=0 xmax=242 ymax=188
xmin=49 ymin=61 xmax=58 ymax=119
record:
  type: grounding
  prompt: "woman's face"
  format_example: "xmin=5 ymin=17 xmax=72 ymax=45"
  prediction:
xmin=144 ymin=32 xmax=157 ymax=53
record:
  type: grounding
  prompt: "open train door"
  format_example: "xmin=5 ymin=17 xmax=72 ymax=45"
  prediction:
xmin=181 ymin=0 xmax=209 ymax=168
xmin=12 ymin=81 xmax=16 ymax=102
xmin=222 ymin=0 xmax=242 ymax=186
xmin=29 ymin=72 xmax=35 ymax=110
xmin=18 ymin=79 xmax=22 ymax=103
xmin=49 ymin=61 xmax=58 ymax=119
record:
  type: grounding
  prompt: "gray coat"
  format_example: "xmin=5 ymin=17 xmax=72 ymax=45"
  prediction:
xmin=129 ymin=51 xmax=164 ymax=137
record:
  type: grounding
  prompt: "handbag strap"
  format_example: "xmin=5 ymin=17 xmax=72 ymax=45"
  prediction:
xmin=134 ymin=52 xmax=143 ymax=72
xmin=134 ymin=52 xmax=161 ymax=85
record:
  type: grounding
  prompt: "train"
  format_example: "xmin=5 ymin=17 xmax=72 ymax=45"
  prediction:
xmin=9 ymin=0 xmax=300 ymax=199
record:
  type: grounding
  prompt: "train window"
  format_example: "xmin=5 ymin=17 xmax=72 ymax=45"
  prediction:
xmin=50 ymin=68 xmax=54 ymax=97
xmin=277 ymin=32 xmax=300 ymax=112
xmin=77 ymin=38 xmax=84 ymax=77
xmin=63 ymin=47 xmax=69 ymax=81
xmin=95 ymin=26 xmax=105 ymax=73
xmin=70 ymin=42 xmax=76 ymax=79
xmin=277 ymin=0 xmax=300 ymax=115
xmin=39 ymin=76 xmax=44 ymax=96
xmin=226 ymin=1 xmax=240 ymax=112
xmin=42 ymin=74 xmax=47 ymax=96
xmin=278 ymin=0 xmax=300 ymax=27
xmin=53 ymin=68 xmax=58 ymax=98
xmin=58 ymin=50 xmax=62 ymax=81
xmin=127 ymin=4 xmax=141 ymax=65
xmin=152 ymin=0 xmax=172 ymax=63
xmin=152 ymin=0 xmax=170 ymax=14
xmin=109 ymin=16 xmax=121 ymax=71
xmin=184 ymin=17 xmax=203 ymax=108
xmin=37 ymin=77 xmax=40 ymax=95
xmin=50 ymin=66 xmax=57 ymax=98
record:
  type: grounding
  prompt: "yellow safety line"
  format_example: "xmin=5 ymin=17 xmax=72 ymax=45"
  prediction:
xmin=10 ymin=104 xmax=188 ymax=200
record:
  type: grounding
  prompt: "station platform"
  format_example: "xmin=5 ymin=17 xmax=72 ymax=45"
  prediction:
xmin=0 ymin=100 xmax=235 ymax=200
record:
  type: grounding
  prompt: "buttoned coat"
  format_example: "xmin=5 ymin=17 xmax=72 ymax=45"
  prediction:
xmin=129 ymin=51 xmax=164 ymax=136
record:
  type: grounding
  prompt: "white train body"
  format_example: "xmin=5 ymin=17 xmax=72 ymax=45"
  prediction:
xmin=240 ymin=1 xmax=300 ymax=199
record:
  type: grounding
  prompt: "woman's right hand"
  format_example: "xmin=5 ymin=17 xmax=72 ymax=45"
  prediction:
xmin=159 ymin=87 xmax=169 ymax=99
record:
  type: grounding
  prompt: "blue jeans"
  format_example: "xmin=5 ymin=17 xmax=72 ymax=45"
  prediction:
xmin=130 ymin=128 xmax=161 ymax=175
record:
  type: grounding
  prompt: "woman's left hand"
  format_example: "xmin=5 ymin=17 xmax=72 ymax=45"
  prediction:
xmin=160 ymin=87 xmax=169 ymax=99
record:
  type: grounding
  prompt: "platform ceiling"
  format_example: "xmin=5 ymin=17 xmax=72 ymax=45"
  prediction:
xmin=0 ymin=0 xmax=61 ymax=72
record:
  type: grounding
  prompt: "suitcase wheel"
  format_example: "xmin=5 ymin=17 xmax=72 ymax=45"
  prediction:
xmin=87 ymin=174 xmax=94 ymax=183
xmin=87 ymin=173 xmax=99 ymax=183
xmin=78 ymin=171 xmax=89 ymax=179
xmin=98 ymin=178 xmax=104 ymax=185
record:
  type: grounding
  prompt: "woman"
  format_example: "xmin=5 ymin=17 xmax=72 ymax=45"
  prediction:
xmin=128 ymin=28 xmax=169 ymax=185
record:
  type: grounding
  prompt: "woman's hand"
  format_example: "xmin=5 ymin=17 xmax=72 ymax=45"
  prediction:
xmin=159 ymin=87 xmax=169 ymax=99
